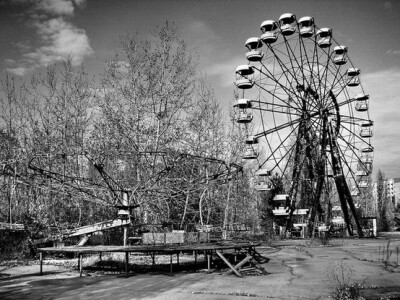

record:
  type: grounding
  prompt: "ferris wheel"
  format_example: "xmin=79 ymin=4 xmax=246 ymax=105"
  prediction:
xmin=233 ymin=14 xmax=373 ymax=237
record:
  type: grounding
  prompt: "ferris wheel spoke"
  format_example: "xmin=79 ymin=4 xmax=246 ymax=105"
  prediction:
xmin=258 ymin=122 xmax=300 ymax=168
xmin=252 ymin=101 xmax=303 ymax=117
xmin=255 ymin=63 xmax=302 ymax=110
xmin=281 ymin=36 xmax=307 ymax=85
xmin=253 ymin=114 xmax=304 ymax=139
xmin=334 ymin=139 xmax=359 ymax=181
xmin=338 ymin=123 xmax=373 ymax=151
xmin=265 ymin=45 xmax=305 ymax=95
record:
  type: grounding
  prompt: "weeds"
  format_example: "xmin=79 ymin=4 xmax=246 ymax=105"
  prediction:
xmin=378 ymin=240 xmax=400 ymax=268
xmin=326 ymin=259 xmax=365 ymax=300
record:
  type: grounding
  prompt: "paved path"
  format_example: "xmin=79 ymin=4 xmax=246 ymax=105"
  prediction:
xmin=1 ymin=238 xmax=399 ymax=299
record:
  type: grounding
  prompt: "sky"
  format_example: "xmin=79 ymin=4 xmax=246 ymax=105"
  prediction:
xmin=0 ymin=0 xmax=400 ymax=179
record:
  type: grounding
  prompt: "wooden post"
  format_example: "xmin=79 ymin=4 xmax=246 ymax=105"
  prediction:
xmin=170 ymin=254 xmax=173 ymax=275
xmin=39 ymin=252 xmax=43 ymax=275
xmin=207 ymin=252 xmax=211 ymax=272
xmin=194 ymin=251 xmax=197 ymax=267
xmin=123 ymin=226 xmax=128 ymax=246
xmin=125 ymin=252 xmax=129 ymax=277
xmin=79 ymin=254 xmax=83 ymax=277
xmin=177 ymin=252 xmax=180 ymax=268
xmin=151 ymin=252 xmax=155 ymax=270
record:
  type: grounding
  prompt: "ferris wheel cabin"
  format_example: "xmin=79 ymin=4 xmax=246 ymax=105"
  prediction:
xmin=272 ymin=194 xmax=309 ymax=217
xmin=358 ymin=179 xmax=369 ymax=188
xmin=242 ymin=147 xmax=258 ymax=160
xmin=235 ymin=65 xmax=254 ymax=89
xmin=358 ymin=159 xmax=373 ymax=173
xmin=355 ymin=94 xmax=369 ymax=111
xmin=360 ymin=146 xmax=374 ymax=173
xmin=359 ymin=120 xmax=374 ymax=138
xmin=272 ymin=194 xmax=290 ymax=214
xmin=242 ymin=135 xmax=259 ymax=160
xmin=355 ymin=166 xmax=370 ymax=189
xmin=254 ymin=169 xmax=272 ymax=191
xmin=360 ymin=146 xmax=374 ymax=165
xmin=260 ymin=20 xmax=279 ymax=44
xmin=298 ymin=16 xmax=314 ymax=38
xmin=316 ymin=28 xmax=332 ymax=48
xmin=245 ymin=37 xmax=264 ymax=62
xmin=245 ymin=135 xmax=259 ymax=145
xmin=233 ymin=98 xmax=253 ymax=123
xmin=351 ymin=186 xmax=360 ymax=196
xmin=279 ymin=13 xmax=297 ymax=36
xmin=347 ymin=68 xmax=361 ymax=86
xmin=332 ymin=45 xmax=348 ymax=65
xmin=361 ymin=146 xmax=374 ymax=156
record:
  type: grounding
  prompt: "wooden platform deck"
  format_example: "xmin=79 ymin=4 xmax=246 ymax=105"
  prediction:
xmin=38 ymin=242 xmax=262 ymax=277
xmin=38 ymin=241 xmax=259 ymax=254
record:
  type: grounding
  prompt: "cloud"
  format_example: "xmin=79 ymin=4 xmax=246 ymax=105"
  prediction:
xmin=6 ymin=66 xmax=32 ymax=76
xmin=30 ymin=18 xmax=93 ymax=64
xmin=387 ymin=49 xmax=400 ymax=55
xmin=205 ymin=56 xmax=245 ymax=88
xmin=6 ymin=0 xmax=92 ymax=76
xmin=35 ymin=0 xmax=75 ymax=16
xmin=383 ymin=1 xmax=393 ymax=10
xmin=186 ymin=21 xmax=218 ymax=48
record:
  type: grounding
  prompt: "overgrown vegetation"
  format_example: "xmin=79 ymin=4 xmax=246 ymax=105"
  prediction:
xmin=0 ymin=24 xmax=275 ymax=253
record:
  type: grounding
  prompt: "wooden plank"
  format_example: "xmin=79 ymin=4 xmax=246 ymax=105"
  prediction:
xmin=68 ymin=219 xmax=131 ymax=237
xmin=226 ymin=255 xmax=253 ymax=275
xmin=38 ymin=242 xmax=261 ymax=254
xmin=216 ymin=250 xmax=242 ymax=277
xmin=241 ymin=249 xmax=268 ymax=275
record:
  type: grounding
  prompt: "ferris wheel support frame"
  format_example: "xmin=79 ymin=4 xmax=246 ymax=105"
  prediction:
xmin=328 ymin=122 xmax=364 ymax=237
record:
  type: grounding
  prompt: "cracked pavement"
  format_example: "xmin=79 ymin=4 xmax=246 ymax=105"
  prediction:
xmin=1 ymin=237 xmax=400 ymax=300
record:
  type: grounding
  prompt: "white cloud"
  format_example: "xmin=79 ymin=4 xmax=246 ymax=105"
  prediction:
xmin=32 ymin=18 xmax=93 ymax=64
xmin=6 ymin=0 xmax=92 ymax=76
xmin=205 ymin=56 xmax=244 ymax=88
xmin=6 ymin=66 xmax=32 ymax=76
xmin=387 ymin=49 xmax=400 ymax=55
xmin=35 ymin=0 xmax=74 ymax=16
